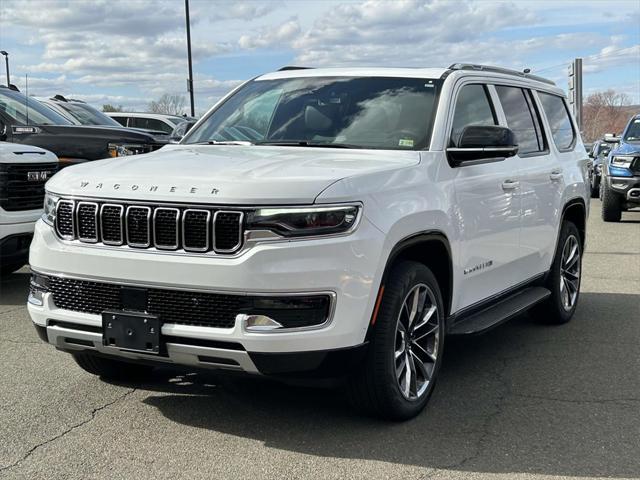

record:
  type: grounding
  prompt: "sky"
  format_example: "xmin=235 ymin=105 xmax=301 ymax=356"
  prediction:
xmin=0 ymin=0 xmax=638 ymax=114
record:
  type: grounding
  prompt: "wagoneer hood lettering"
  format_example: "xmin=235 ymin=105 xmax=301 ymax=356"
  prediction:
xmin=46 ymin=144 xmax=420 ymax=204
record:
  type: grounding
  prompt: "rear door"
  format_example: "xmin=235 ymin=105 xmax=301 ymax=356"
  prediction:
xmin=494 ymin=85 xmax=560 ymax=279
xmin=450 ymin=83 xmax=522 ymax=310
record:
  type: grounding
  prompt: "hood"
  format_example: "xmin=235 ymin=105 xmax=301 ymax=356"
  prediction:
xmin=46 ymin=144 xmax=420 ymax=204
xmin=0 ymin=141 xmax=59 ymax=164
xmin=612 ymin=139 xmax=640 ymax=156
xmin=8 ymin=124 xmax=160 ymax=161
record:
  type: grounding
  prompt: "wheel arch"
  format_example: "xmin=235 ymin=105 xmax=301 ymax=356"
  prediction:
xmin=368 ymin=231 xmax=453 ymax=339
xmin=561 ymin=197 xmax=587 ymax=246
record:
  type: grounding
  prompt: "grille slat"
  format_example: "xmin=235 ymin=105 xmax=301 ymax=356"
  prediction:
xmin=214 ymin=211 xmax=243 ymax=252
xmin=183 ymin=209 xmax=210 ymax=251
xmin=55 ymin=200 xmax=243 ymax=254
xmin=55 ymin=200 xmax=75 ymax=238
xmin=153 ymin=208 xmax=179 ymax=250
xmin=0 ymin=162 xmax=58 ymax=211
xmin=77 ymin=202 xmax=98 ymax=242
xmin=101 ymin=204 xmax=124 ymax=245
xmin=126 ymin=206 xmax=151 ymax=247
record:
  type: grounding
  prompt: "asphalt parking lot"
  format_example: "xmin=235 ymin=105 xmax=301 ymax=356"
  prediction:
xmin=0 ymin=199 xmax=638 ymax=480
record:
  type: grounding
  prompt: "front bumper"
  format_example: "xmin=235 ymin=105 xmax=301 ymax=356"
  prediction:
xmin=608 ymin=176 xmax=640 ymax=202
xmin=28 ymin=216 xmax=385 ymax=373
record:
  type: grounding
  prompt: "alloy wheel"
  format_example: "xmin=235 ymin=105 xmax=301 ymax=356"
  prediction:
xmin=394 ymin=283 xmax=440 ymax=400
xmin=560 ymin=234 xmax=581 ymax=311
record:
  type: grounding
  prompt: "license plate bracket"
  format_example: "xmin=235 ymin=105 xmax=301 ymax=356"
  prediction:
xmin=102 ymin=311 xmax=160 ymax=354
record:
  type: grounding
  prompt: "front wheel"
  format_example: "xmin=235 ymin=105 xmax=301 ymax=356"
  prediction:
xmin=348 ymin=261 xmax=445 ymax=420
xmin=601 ymin=184 xmax=622 ymax=222
xmin=589 ymin=174 xmax=600 ymax=198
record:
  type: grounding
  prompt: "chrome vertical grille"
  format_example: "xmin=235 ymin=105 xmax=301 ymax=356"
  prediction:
xmin=183 ymin=209 xmax=210 ymax=252
xmin=126 ymin=206 xmax=151 ymax=247
xmin=54 ymin=199 xmax=244 ymax=254
xmin=76 ymin=202 xmax=99 ymax=243
xmin=55 ymin=200 xmax=75 ymax=239
xmin=153 ymin=208 xmax=180 ymax=250
xmin=214 ymin=211 xmax=244 ymax=252
xmin=101 ymin=204 xmax=124 ymax=245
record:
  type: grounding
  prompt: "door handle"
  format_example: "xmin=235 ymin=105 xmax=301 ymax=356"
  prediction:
xmin=501 ymin=179 xmax=520 ymax=191
xmin=550 ymin=169 xmax=564 ymax=182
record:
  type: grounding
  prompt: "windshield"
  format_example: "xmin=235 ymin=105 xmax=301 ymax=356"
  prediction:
xmin=624 ymin=118 xmax=640 ymax=142
xmin=167 ymin=116 xmax=185 ymax=126
xmin=596 ymin=143 xmax=611 ymax=156
xmin=58 ymin=102 xmax=122 ymax=126
xmin=0 ymin=90 xmax=71 ymax=125
xmin=184 ymin=76 xmax=441 ymax=150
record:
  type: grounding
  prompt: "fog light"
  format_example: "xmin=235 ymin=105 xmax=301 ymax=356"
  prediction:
xmin=239 ymin=314 xmax=283 ymax=332
xmin=28 ymin=275 xmax=49 ymax=306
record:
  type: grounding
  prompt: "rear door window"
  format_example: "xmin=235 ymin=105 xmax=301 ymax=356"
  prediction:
xmin=538 ymin=92 xmax=576 ymax=151
xmin=495 ymin=86 xmax=545 ymax=155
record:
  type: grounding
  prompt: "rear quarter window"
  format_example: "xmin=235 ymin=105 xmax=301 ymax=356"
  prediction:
xmin=538 ymin=92 xmax=576 ymax=151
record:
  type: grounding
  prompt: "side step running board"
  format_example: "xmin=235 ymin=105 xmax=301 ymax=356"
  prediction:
xmin=448 ymin=286 xmax=551 ymax=335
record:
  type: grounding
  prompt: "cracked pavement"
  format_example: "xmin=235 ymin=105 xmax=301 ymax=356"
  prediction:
xmin=0 ymin=200 xmax=638 ymax=480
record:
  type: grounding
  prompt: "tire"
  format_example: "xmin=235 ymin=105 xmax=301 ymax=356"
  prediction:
xmin=601 ymin=183 xmax=622 ymax=222
xmin=72 ymin=352 xmax=153 ymax=381
xmin=347 ymin=261 xmax=445 ymax=421
xmin=535 ymin=221 xmax=582 ymax=324
xmin=589 ymin=174 xmax=600 ymax=198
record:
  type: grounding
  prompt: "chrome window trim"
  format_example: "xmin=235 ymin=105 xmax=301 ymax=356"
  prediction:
xmin=182 ymin=209 xmax=211 ymax=252
xmin=54 ymin=199 xmax=75 ymax=240
xmin=32 ymin=268 xmax=337 ymax=333
xmin=76 ymin=201 xmax=99 ymax=243
xmin=100 ymin=204 xmax=124 ymax=246
xmin=125 ymin=205 xmax=151 ymax=248
xmin=153 ymin=207 xmax=180 ymax=250
xmin=213 ymin=210 xmax=244 ymax=254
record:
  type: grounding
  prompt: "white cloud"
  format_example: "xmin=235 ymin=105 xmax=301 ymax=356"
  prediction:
xmin=239 ymin=17 xmax=301 ymax=49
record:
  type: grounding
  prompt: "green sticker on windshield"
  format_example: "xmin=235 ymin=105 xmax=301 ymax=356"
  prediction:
xmin=399 ymin=138 xmax=414 ymax=147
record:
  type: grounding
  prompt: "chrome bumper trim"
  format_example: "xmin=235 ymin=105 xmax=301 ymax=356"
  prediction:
xmin=46 ymin=324 xmax=260 ymax=374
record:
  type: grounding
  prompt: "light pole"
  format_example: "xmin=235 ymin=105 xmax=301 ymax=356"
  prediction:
xmin=0 ymin=51 xmax=9 ymax=87
xmin=185 ymin=0 xmax=195 ymax=117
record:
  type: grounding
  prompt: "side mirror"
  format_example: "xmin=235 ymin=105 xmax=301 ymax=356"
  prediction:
xmin=0 ymin=124 xmax=6 ymax=141
xmin=447 ymin=125 xmax=518 ymax=167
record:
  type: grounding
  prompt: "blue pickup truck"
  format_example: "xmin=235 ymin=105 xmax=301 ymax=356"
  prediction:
xmin=600 ymin=114 xmax=640 ymax=221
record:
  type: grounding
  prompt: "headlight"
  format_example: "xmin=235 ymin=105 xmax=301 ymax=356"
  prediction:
xmin=246 ymin=205 xmax=360 ymax=238
xmin=611 ymin=155 xmax=634 ymax=169
xmin=108 ymin=143 xmax=147 ymax=157
xmin=42 ymin=192 xmax=59 ymax=226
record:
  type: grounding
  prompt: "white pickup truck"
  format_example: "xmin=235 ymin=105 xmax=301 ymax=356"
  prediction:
xmin=0 ymin=142 xmax=59 ymax=275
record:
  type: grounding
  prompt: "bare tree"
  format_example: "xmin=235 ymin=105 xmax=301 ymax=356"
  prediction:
xmin=147 ymin=94 xmax=186 ymax=116
xmin=583 ymin=89 xmax=632 ymax=142
xmin=102 ymin=104 xmax=124 ymax=112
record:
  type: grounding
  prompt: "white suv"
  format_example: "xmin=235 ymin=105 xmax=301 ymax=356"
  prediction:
xmin=28 ymin=65 xmax=589 ymax=419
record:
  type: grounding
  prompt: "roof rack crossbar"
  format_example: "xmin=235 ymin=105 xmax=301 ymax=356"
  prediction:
xmin=448 ymin=63 xmax=556 ymax=86
xmin=277 ymin=66 xmax=314 ymax=71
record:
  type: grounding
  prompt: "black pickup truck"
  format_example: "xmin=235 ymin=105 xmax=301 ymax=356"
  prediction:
xmin=0 ymin=86 xmax=165 ymax=165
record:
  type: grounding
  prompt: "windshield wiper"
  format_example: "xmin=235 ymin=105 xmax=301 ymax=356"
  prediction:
xmin=255 ymin=141 xmax=360 ymax=149
xmin=191 ymin=140 xmax=253 ymax=146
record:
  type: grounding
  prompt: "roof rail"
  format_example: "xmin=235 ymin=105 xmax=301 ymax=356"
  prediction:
xmin=277 ymin=66 xmax=314 ymax=71
xmin=448 ymin=63 xmax=556 ymax=86
xmin=52 ymin=94 xmax=68 ymax=102
xmin=0 ymin=84 xmax=21 ymax=92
